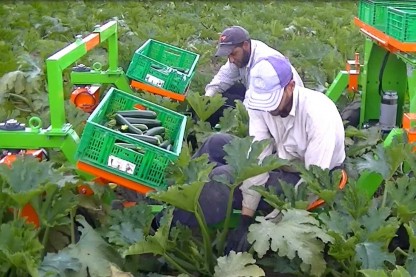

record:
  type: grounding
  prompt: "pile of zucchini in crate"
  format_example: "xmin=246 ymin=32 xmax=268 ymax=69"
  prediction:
xmin=107 ymin=108 xmax=173 ymax=151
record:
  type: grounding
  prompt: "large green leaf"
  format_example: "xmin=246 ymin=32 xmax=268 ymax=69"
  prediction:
xmin=58 ymin=217 xmax=123 ymax=277
xmin=105 ymin=202 xmax=154 ymax=235
xmin=106 ymin=222 xmax=144 ymax=249
xmin=297 ymin=165 xmax=342 ymax=206
xmin=223 ymin=136 xmax=288 ymax=184
xmin=405 ymin=252 xmax=416 ymax=277
xmin=218 ymin=101 xmax=249 ymax=138
xmin=38 ymin=252 xmax=82 ymax=277
xmin=404 ymin=222 xmax=416 ymax=254
xmin=166 ymin=147 xmax=215 ymax=186
xmin=193 ymin=120 xmax=216 ymax=143
xmin=388 ymin=176 xmax=416 ymax=223
xmin=355 ymin=141 xmax=408 ymax=180
xmin=31 ymin=183 xmax=79 ymax=228
xmin=0 ymin=156 xmax=56 ymax=207
xmin=248 ymin=209 xmax=333 ymax=277
xmin=213 ymin=251 xmax=265 ymax=277
xmin=358 ymin=203 xmax=399 ymax=243
xmin=319 ymin=210 xmax=353 ymax=237
xmin=355 ymin=242 xmax=395 ymax=270
xmin=149 ymin=181 xmax=205 ymax=213
xmin=186 ymin=93 xmax=225 ymax=122
xmin=124 ymin=208 xmax=174 ymax=257
xmin=345 ymin=126 xmax=382 ymax=157
xmin=325 ymin=232 xmax=357 ymax=261
xmin=0 ymin=220 xmax=43 ymax=277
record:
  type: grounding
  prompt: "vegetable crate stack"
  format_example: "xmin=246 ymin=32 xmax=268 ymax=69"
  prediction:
xmin=358 ymin=0 xmax=416 ymax=36
xmin=127 ymin=39 xmax=200 ymax=101
xmin=75 ymin=88 xmax=187 ymax=193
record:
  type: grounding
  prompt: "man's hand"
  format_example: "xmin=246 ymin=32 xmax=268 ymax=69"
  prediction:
xmin=225 ymin=215 xmax=254 ymax=254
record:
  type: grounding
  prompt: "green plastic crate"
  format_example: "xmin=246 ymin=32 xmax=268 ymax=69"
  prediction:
xmin=126 ymin=39 xmax=199 ymax=95
xmin=75 ymin=88 xmax=187 ymax=190
xmin=387 ymin=7 xmax=416 ymax=42
xmin=358 ymin=0 xmax=416 ymax=31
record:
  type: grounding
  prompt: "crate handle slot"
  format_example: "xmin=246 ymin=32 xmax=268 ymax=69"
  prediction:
xmin=150 ymin=64 xmax=171 ymax=74
xmin=166 ymin=50 xmax=181 ymax=57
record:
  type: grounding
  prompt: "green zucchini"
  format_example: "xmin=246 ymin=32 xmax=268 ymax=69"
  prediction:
xmin=127 ymin=134 xmax=160 ymax=145
xmin=115 ymin=114 xmax=143 ymax=135
xmin=154 ymin=135 xmax=164 ymax=144
xmin=123 ymin=117 xmax=162 ymax=128
xmin=145 ymin=126 xmax=165 ymax=136
xmin=116 ymin=110 xmax=157 ymax=119
xmin=131 ymin=124 xmax=149 ymax=131
xmin=159 ymin=140 xmax=171 ymax=149
xmin=115 ymin=143 xmax=145 ymax=153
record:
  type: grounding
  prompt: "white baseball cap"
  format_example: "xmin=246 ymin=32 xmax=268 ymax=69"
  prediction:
xmin=246 ymin=56 xmax=293 ymax=112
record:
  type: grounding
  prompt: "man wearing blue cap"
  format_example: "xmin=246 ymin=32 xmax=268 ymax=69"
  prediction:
xmin=204 ymin=26 xmax=304 ymax=126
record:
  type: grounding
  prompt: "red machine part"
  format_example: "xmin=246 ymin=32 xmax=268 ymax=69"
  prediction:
xmin=346 ymin=52 xmax=360 ymax=93
xmin=307 ymin=169 xmax=348 ymax=211
xmin=0 ymin=149 xmax=101 ymax=228
xmin=403 ymin=113 xmax=416 ymax=147
xmin=69 ymin=85 xmax=101 ymax=113
xmin=0 ymin=149 xmax=48 ymax=228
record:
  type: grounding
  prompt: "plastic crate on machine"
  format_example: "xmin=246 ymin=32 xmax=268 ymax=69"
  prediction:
xmin=75 ymin=88 xmax=187 ymax=192
xmin=358 ymin=0 xmax=416 ymax=32
xmin=127 ymin=39 xmax=199 ymax=100
xmin=386 ymin=7 xmax=416 ymax=42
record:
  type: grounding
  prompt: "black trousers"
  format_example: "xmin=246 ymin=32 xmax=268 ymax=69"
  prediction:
xmin=172 ymin=133 xmax=301 ymax=227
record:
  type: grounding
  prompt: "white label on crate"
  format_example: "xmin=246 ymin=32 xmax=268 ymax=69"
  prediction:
xmin=145 ymin=74 xmax=165 ymax=88
xmin=107 ymin=155 xmax=136 ymax=175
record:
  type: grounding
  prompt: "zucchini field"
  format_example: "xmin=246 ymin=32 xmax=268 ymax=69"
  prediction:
xmin=1 ymin=1 xmax=416 ymax=277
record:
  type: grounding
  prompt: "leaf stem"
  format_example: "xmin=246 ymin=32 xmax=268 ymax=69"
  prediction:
xmin=70 ymin=208 xmax=76 ymax=244
xmin=195 ymin=202 xmax=215 ymax=274
xmin=164 ymin=253 xmax=193 ymax=276
xmin=217 ymin=184 xmax=237 ymax=254
xmin=169 ymin=251 xmax=200 ymax=273
xmin=381 ymin=177 xmax=392 ymax=208
xmin=41 ymin=226 xmax=50 ymax=257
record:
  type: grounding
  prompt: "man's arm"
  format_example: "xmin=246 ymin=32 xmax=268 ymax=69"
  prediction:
xmin=240 ymin=110 xmax=273 ymax=217
xmin=304 ymin=109 xmax=343 ymax=169
xmin=205 ymin=61 xmax=241 ymax=96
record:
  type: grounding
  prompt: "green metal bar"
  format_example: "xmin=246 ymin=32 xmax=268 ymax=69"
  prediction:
xmin=47 ymin=38 xmax=87 ymax=70
xmin=360 ymin=39 xmax=408 ymax=127
xmin=0 ymin=129 xmax=75 ymax=149
xmin=45 ymin=20 xmax=118 ymax=133
xmin=95 ymin=21 xmax=118 ymax=72
xmin=107 ymin=32 xmax=119 ymax=72
xmin=46 ymin=61 xmax=67 ymax=133
xmin=95 ymin=21 xmax=117 ymax=42
xmin=325 ymin=71 xmax=349 ymax=102
xmin=409 ymin=66 xmax=416 ymax=113
xmin=70 ymin=72 xmax=133 ymax=93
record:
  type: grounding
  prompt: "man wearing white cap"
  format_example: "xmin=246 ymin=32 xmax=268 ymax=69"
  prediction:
xmin=203 ymin=26 xmax=304 ymax=126
xmin=224 ymin=55 xmax=345 ymax=252
xmin=165 ymin=56 xmax=345 ymax=253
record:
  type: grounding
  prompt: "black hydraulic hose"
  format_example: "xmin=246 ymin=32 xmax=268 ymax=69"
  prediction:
xmin=378 ymin=51 xmax=390 ymax=96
